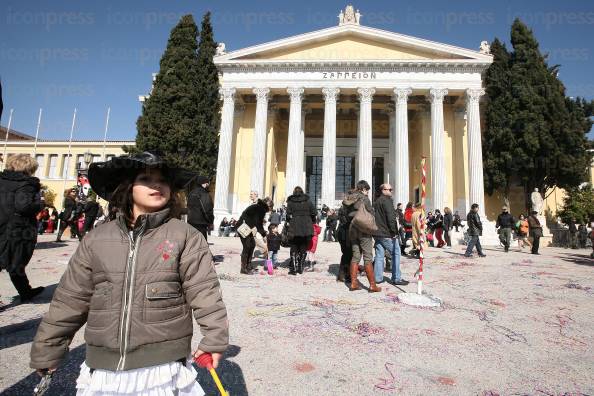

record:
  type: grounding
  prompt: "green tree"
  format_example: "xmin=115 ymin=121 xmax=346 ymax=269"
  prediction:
xmin=557 ymin=184 xmax=594 ymax=224
xmin=483 ymin=19 xmax=593 ymax=206
xmin=195 ymin=12 xmax=221 ymax=174
xmin=483 ymin=39 xmax=516 ymax=199
xmin=134 ymin=14 xmax=207 ymax=174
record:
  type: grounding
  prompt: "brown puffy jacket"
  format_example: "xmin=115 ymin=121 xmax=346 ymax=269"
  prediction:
xmin=30 ymin=208 xmax=228 ymax=371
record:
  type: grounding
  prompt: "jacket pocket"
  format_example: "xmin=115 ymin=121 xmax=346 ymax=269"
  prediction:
xmin=143 ymin=281 xmax=186 ymax=323
xmin=86 ymin=282 xmax=112 ymax=329
xmin=89 ymin=281 xmax=111 ymax=310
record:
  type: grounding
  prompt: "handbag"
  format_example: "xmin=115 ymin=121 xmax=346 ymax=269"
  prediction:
xmin=351 ymin=201 xmax=378 ymax=234
xmin=237 ymin=222 xmax=253 ymax=238
xmin=281 ymin=222 xmax=290 ymax=247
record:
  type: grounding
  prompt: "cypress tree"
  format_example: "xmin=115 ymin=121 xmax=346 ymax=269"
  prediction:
xmin=483 ymin=19 xmax=593 ymax=208
xmin=195 ymin=12 xmax=221 ymax=175
xmin=483 ymin=39 xmax=516 ymax=199
xmin=135 ymin=14 xmax=204 ymax=173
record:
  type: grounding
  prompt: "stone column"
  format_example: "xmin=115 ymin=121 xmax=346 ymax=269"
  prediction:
xmin=250 ymin=87 xmax=270 ymax=196
xmin=466 ymin=88 xmax=486 ymax=214
xmin=429 ymin=88 xmax=448 ymax=211
xmin=321 ymin=87 xmax=340 ymax=207
xmin=393 ymin=88 xmax=412 ymax=206
xmin=298 ymin=107 xmax=310 ymax=188
xmin=285 ymin=87 xmax=304 ymax=198
xmin=357 ymin=88 xmax=375 ymax=193
xmin=384 ymin=104 xmax=395 ymax=185
xmin=214 ymin=87 xmax=236 ymax=216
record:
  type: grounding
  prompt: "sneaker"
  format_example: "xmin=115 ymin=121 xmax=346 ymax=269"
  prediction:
xmin=463 ymin=254 xmax=472 ymax=258
xmin=479 ymin=254 xmax=487 ymax=257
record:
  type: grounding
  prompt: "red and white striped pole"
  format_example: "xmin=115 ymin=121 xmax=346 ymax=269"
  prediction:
xmin=417 ymin=157 xmax=427 ymax=295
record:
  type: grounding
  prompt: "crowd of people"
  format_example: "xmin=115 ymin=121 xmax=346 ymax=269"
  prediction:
xmin=0 ymin=151 xmax=593 ymax=395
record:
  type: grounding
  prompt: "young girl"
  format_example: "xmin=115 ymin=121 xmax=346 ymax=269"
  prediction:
xmin=306 ymin=218 xmax=321 ymax=271
xmin=30 ymin=152 xmax=229 ymax=395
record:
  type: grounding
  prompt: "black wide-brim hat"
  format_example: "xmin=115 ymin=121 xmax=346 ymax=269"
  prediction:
xmin=89 ymin=152 xmax=197 ymax=200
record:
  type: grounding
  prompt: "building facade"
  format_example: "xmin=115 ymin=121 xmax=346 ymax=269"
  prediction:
xmin=212 ymin=7 xmax=495 ymax=221
xmin=1 ymin=139 xmax=133 ymax=210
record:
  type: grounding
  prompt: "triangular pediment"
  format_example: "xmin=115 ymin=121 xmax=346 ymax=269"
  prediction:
xmin=215 ymin=24 xmax=492 ymax=63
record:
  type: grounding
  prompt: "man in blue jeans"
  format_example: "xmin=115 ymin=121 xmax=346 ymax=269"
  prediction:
xmin=373 ymin=183 xmax=409 ymax=286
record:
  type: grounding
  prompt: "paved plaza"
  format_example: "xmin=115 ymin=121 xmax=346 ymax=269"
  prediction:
xmin=0 ymin=234 xmax=593 ymax=395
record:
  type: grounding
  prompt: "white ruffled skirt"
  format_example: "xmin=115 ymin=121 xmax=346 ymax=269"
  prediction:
xmin=76 ymin=360 xmax=204 ymax=396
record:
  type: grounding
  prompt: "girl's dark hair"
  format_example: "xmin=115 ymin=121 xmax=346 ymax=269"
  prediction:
xmin=293 ymin=186 xmax=304 ymax=195
xmin=356 ymin=180 xmax=370 ymax=192
xmin=108 ymin=168 xmax=182 ymax=225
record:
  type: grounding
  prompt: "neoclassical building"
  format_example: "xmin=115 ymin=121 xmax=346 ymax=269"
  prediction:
xmin=212 ymin=6 xmax=495 ymax=220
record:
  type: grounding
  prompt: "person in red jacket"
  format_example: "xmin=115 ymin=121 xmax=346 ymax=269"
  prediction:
xmin=306 ymin=219 xmax=322 ymax=271
xmin=401 ymin=202 xmax=414 ymax=255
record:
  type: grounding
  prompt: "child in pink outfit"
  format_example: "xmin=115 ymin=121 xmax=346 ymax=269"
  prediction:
xmin=306 ymin=221 xmax=322 ymax=271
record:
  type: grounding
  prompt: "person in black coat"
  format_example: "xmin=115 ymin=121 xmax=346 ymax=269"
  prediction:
xmin=187 ymin=176 xmax=214 ymax=241
xmin=336 ymin=198 xmax=353 ymax=283
xmin=237 ymin=198 xmax=273 ymax=274
xmin=464 ymin=203 xmax=486 ymax=257
xmin=285 ymin=186 xmax=316 ymax=275
xmin=0 ymin=154 xmax=45 ymax=301
xmin=81 ymin=192 xmax=100 ymax=237
xmin=443 ymin=207 xmax=454 ymax=249
xmin=56 ymin=189 xmax=81 ymax=242
xmin=324 ymin=209 xmax=338 ymax=242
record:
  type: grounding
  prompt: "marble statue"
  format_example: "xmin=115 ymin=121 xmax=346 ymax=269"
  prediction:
xmin=215 ymin=42 xmax=226 ymax=56
xmin=479 ymin=41 xmax=491 ymax=55
xmin=531 ymin=188 xmax=544 ymax=215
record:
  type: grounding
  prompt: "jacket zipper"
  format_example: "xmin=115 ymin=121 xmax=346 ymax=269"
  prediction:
xmin=116 ymin=230 xmax=142 ymax=370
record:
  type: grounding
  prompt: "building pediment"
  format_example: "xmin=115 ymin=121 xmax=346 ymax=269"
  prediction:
xmin=215 ymin=24 xmax=492 ymax=67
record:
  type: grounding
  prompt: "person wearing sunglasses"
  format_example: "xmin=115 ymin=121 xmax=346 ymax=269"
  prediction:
xmin=373 ymin=183 xmax=409 ymax=286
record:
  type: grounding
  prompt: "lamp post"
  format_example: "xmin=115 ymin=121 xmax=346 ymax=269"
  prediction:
xmin=78 ymin=151 xmax=93 ymax=177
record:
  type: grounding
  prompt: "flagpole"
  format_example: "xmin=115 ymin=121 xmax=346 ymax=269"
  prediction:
xmin=56 ymin=108 xmax=77 ymax=234
xmin=2 ymin=108 xmax=13 ymax=171
xmin=33 ymin=108 xmax=42 ymax=156
xmin=102 ymin=107 xmax=110 ymax=160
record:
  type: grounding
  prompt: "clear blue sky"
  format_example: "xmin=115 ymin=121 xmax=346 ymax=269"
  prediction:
xmin=1 ymin=0 xmax=593 ymax=141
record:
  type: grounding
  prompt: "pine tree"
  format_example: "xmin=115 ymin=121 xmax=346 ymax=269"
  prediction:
xmin=135 ymin=14 xmax=205 ymax=173
xmin=483 ymin=39 xmax=516 ymax=199
xmin=195 ymin=12 xmax=221 ymax=175
xmin=509 ymin=18 xmax=550 ymax=199
xmin=505 ymin=19 xmax=592 ymax=203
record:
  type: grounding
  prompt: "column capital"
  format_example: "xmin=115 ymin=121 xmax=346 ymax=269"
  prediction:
xmin=429 ymin=88 xmax=448 ymax=103
xmin=357 ymin=87 xmax=375 ymax=104
xmin=219 ymin=87 xmax=236 ymax=101
xmin=322 ymin=87 xmax=340 ymax=102
xmin=466 ymin=88 xmax=486 ymax=103
xmin=287 ymin=87 xmax=305 ymax=102
xmin=253 ymin=87 xmax=270 ymax=101
xmin=393 ymin=87 xmax=412 ymax=104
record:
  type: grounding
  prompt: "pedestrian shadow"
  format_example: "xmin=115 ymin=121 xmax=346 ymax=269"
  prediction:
xmin=327 ymin=264 xmax=339 ymax=276
xmin=0 ymin=317 xmax=42 ymax=350
xmin=560 ymin=252 xmax=594 ymax=267
xmin=194 ymin=345 xmax=248 ymax=396
xmin=0 ymin=284 xmax=57 ymax=312
xmin=1 ymin=344 xmax=85 ymax=395
xmin=34 ymin=241 xmax=68 ymax=250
